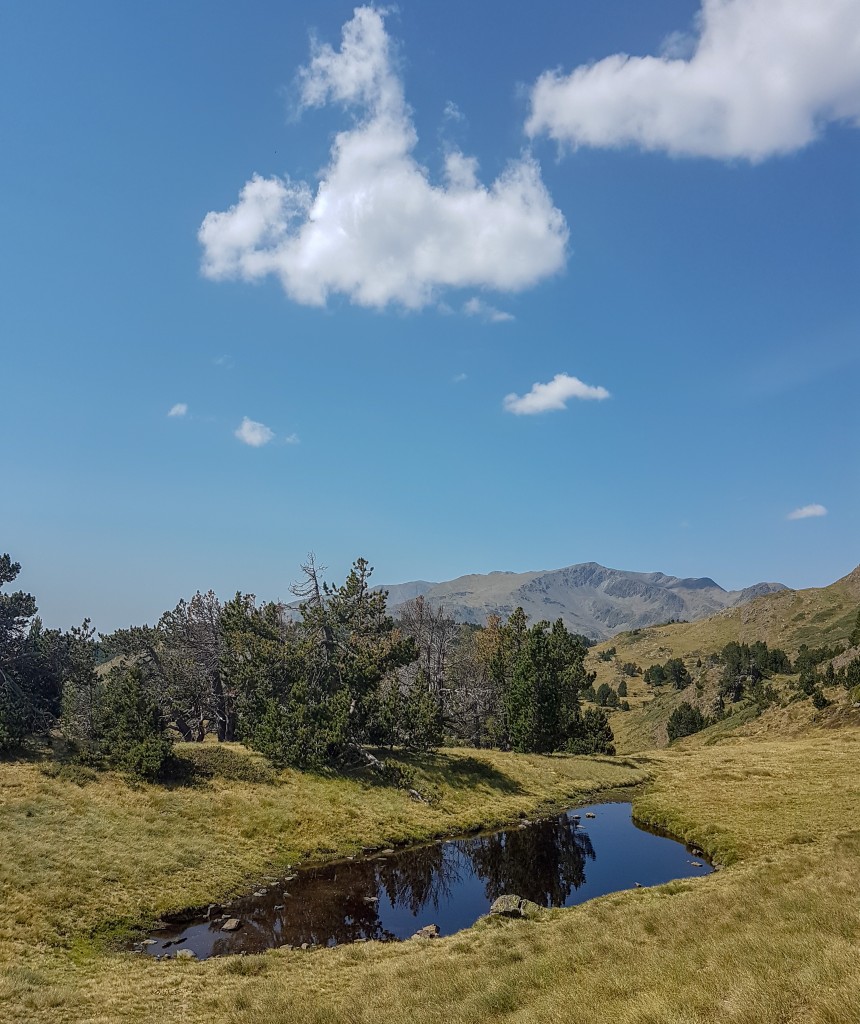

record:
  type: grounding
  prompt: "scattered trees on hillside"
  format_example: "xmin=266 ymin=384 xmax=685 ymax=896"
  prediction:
xmin=643 ymin=658 xmax=691 ymax=690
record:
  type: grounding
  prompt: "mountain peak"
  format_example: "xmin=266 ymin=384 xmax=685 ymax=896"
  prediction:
xmin=379 ymin=562 xmax=787 ymax=641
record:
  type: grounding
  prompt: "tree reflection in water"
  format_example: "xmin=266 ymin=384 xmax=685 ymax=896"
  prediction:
xmin=145 ymin=808 xmax=645 ymax=959
xmin=463 ymin=818 xmax=595 ymax=906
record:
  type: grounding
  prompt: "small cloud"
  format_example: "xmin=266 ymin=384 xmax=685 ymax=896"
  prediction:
xmin=214 ymin=354 xmax=233 ymax=369
xmin=283 ymin=432 xmax=300 ymax=445
xmin=167 ymin=403 xmax=188 ymax=418
xmin=443 ymin=100 xmax=465 ymax=123
xmin=463 ymin=297 xmax=515 ymax=323
xmin=452 ymin=372 xmax=468 ymax=384
xmin=787 ymin=503 xmax=827 ymax=521
xmin=504 ymin=373 xmax=610 ymax=415
xmin=235 ymin=416 xmax=275 ymax=447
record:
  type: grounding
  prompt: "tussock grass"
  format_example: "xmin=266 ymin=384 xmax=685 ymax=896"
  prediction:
xmin=1 ymin=730 xmax=859 ymax=1023
xmin=0 ymin=744 xmax=642 ymax=955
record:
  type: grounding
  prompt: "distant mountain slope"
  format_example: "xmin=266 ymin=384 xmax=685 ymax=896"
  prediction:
xmin=377 ymin=562 xmax=787 ymax=640
xmin=591 ymin=564 xmax=860 ymax=664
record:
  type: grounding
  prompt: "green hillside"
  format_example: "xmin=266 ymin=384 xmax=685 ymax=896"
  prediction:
xmin=586 ymin=564 xmax=860 ymax=753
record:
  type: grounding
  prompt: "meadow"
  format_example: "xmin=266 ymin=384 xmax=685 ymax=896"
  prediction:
xmin=1 ymin=710 xmax=858 ymax=1023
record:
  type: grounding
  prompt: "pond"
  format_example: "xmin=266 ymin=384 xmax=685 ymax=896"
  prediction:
xmin=139 ymin=801 xmax=711 ymax=959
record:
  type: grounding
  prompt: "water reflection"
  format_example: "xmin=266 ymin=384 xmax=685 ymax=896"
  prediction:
xmin=468 ymin=817 xmax=595 ymax=906
xmin=142 ymin=802 xmax=711 ymax=959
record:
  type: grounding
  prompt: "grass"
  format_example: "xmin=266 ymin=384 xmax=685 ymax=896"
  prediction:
xmin=0 ymin=743 xmax=642 ymax=955
xmin=1 ymin=727 xmax=859 ymax=1023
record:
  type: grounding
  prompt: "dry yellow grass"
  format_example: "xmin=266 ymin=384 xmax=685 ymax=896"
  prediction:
xmin=1 ymin=728 xmax=859 ymax=1023
xmin=588 ymin=564 xmax=860 ymax=676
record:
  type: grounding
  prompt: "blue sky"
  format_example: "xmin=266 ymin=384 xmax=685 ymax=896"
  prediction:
xmin=2 ymin=0 xmax=858 ymax=631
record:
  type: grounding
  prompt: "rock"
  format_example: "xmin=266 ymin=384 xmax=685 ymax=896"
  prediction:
xmin=141 ymin=939 xmax=157 ymax=946
xmin=488 ymin=895 xmax=525 ymax=917
xmin=274 ymin=904 xmax=285 ymax=911
xmin=363 ymin=896 xmax=379 ymax=904
xmin=252 ymin=889 xmax=267 ymax=897
xmin=284 ymin=874 xmax=298 ymax=882
xmin=488 ymin=895 xmax=544 ymax=919
xmin=690 ymin=861 xmax=703 ymax=867
xmin=585 ymin=812 xmax=596 ymax=819
xmin=411 ymin=924 xmax=440 ymax=939
xmin=634 ymin=882 xmax=643 ymax=888
xmin=380 ymin=849 xmax=395 ymax=856
xmin=571 ymin=814 xmax=581 ymax=820
xmin=221 ymin=918 xmax=242 ymax=932
xmin=175 ymin=949 xmax=197 ymax=961
xmin=300 ymin=943 xmax=309 ymax=950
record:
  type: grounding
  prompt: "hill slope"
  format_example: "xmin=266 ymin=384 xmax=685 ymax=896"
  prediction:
xmin=591 ymin=563 xmax=860 ymax=665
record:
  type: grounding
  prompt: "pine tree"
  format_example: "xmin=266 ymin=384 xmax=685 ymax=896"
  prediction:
xmin=93 ymin=667 xmax=173 ymax=780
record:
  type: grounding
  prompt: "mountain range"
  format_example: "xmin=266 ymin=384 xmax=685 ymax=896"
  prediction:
xmin=377 ymin=563 xmax=787 ymax=641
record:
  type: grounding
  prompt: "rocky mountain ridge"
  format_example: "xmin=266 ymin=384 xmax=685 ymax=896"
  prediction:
xmin=378 ymin=562 xmax=787 ymax=641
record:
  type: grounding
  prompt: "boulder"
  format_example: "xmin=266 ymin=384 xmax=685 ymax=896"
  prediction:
xmin=585 ymin=812 xmax=596 ymax=819
xmin=221 ymin=918 xmax=242 ymax=932
xmin=411 ymin=924 xmax=440 ymax=939
xmin=175 ymin=948 xmax=197 ymax=961
xmin=488 ymin=895 xmax=543 ymax=919
xmin=489 ymin=894 xmax=523 ymax=916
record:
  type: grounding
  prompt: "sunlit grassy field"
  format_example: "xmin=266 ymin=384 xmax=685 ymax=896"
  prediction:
xmin=1 ymin=727 xmax=859 ymax=1023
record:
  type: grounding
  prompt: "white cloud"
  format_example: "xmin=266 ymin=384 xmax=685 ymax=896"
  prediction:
xmin=787 ymin=503 xmax=828 ymax=520
xmin=527 ymin=0 xmax=860 ymax=161
xmin=503 ymin=373 xmax=610 ymax=415
xmin=167 ymin=403 xmax=188 ymax=418
xmin=463 ymin=296 xmax=515 ymax=323
xmin=235 ymin=416 xmax=275 ymax=447
xmin=452 ymin=372 xmax=468 ymax=384
xmin=199 ymin=7 xmax=567 ymax=309
xmin=283 ymin=432 xmax=300 ymax=445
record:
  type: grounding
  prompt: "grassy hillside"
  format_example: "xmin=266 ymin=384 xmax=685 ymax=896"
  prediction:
xmin=588 ymin=564 xmax=860 ymax=673
xmin=585 ymin=564 xmax=860 ymax=753
xmin=2 ymin=730 xmax=858 ymax=1023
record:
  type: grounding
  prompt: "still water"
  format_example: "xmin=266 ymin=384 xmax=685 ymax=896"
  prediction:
xmin=141 ymin=801 xmax=711 ymax=959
